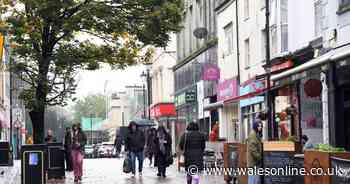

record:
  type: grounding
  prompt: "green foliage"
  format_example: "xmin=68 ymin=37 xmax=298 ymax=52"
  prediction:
xmin=313 ymin=144 xmax=346 ymax=153
xmin=0 ymin=0 xmax=184 ymax=110
xmin=72 ymin=94 xmax=106 ymax=124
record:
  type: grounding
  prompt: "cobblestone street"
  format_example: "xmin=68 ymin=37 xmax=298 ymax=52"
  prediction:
xmin=1 ymin=158 xmax=225 ymax=184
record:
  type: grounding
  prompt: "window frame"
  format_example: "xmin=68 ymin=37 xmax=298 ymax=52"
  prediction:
xmin=224 ymin=22 xmax=234 ymax=56
xmin=244 ymin=38 xmax=250 ymax=69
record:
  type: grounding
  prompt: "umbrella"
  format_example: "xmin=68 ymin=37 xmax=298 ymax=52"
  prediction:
xmin=132 ymin=119 xmax=156 ymax=127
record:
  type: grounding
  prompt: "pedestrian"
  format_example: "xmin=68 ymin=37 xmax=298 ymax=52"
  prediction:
xmin=302 ymin=135 xmax=314 ymax=151
xmin=209 ymin=123 xmax=219 ymax=142
xmin=71 ymin=123 xmax=87 ymax=183
xmin=247 ymin=119 xmax=263 ymax=184
xmin=154 ymin=126 xmax=172 ymax=178
xmin=179 ymin=122 xmax=206 ymax=184
xmin=64 ymin=127 xmax=73 ymax=172
xmin=44 ymin=129 xmax=57 ymax=143
xmin=114 ymin=131 xmax=122 ymax=158
xmin=145 ymin=128 xmax=157 ymax=166
xmin=125 ymin=121 xmax=146 ymax=177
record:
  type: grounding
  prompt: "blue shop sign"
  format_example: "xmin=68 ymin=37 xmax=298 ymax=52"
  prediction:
xmin=239 ymin=80 xmax=265 ymax=108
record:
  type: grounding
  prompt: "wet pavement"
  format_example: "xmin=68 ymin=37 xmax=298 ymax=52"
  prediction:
xmin=2 ymin=158 xmax=225 ymax=184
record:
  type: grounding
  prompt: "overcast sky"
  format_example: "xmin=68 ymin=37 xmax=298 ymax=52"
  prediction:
xmin=74 ymin=65 xmax=145 ymax=99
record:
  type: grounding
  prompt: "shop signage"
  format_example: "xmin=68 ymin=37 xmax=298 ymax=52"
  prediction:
xmin=264 ymin=151 xmax=295 ymax=184
xmin=202 ymin=63 xmax=220 ymax=81
xmin=150 ymin=103 xmax=176 ymax=118
xmin=185 ymin=90 xmax=197 ymax=103
xmin=175 ymin=93 xmax=186 ymax=107
xmin=217 ymin=78 xmax=238 ymax=102
xmin=239 ymin=80 xmax=265 ymax=107
xmin=271 ymin=59 xmax=294 ymax=73
xmin=197 ymin=81 xmax=204 ymax=119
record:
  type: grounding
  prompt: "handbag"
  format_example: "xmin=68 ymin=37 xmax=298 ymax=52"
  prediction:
xmin=123 ymin=152 xmax=132 ymax=173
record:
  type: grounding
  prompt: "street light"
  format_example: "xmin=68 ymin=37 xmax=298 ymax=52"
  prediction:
xmin=140 ymin=63 xmax=152 ymax=120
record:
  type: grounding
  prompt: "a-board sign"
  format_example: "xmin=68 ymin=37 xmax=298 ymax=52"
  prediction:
xmin=264 ymin=151 xmax=295 ymax=184
xmin=331 ymin=157 xmax=350 ymax=184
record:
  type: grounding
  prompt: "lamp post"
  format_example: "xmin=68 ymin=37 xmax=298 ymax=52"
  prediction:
xmin=90 ymin=114 xmax=93 ymax=145
xmin=140 ymin=63 xmax=152 ymax=120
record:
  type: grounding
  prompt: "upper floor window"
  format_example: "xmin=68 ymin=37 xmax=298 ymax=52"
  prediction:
xmin=244 ymin=38 xmax=250 ymax=68
xmin=315 ymin=0 xmax=323 ymax=37
xmin=340 ymin=0 xmax=350 ymax=6
xmin=244 ymin=0 xmax=250 ymax=19
xmin=224 ymin=23 xmax=234 ymax=55
xmin=338 ymin=0 xmax=350 ymax=14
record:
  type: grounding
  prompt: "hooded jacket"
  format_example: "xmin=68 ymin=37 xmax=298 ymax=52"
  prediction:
xmin=125 ymin=122 xmax=145 ymax=152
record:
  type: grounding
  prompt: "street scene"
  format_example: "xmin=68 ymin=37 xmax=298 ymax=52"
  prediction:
xmin=1 ymin=0 xmax=350 ymax=184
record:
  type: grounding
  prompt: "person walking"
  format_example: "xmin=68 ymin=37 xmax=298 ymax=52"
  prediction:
xmin=64 ymin=127 xmax=73 ymax=172
xmin=145 ymin=128 xmax=157 ymax=166
xmin=71 ymin=123 xmax=87 ymax=183
xmin=114 ymin=131 xmax=123 ymax=158
xmin=247 ymin=119 xmax=263 ymax=184
xmin=125 ymin=121 xmax=146 ymax=177
xmin=179 ymin=122 xmax=206 ymax=184
xmin=154 ymin=126 xmax=172 ymax=178
xmin=44 ymin=129 xmax=57 ymax=143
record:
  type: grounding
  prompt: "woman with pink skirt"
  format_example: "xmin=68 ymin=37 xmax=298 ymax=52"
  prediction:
xmin=71 ymin=123 xmax=87 ymax=183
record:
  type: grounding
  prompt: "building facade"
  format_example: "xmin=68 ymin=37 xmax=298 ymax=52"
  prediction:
xmin=174 ymin=0 xmax=218 ymax=142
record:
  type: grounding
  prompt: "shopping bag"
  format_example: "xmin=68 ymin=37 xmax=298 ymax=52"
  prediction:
xmin=123 ymin=153 xmax=132 ymax=173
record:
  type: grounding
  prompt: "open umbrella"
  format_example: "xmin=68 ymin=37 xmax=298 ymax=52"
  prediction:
xmin=131 ymin=118 xmax=156 ymax=127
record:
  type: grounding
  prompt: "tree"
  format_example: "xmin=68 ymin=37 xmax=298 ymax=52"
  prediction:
xmin=72 ymin=93 xmax=106 ymax=123
xmin=0 ymin=0 xmax=183 ymax=143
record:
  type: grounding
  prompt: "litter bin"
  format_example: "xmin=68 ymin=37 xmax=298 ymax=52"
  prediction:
xmin=46 ymin=142 xmax=65 ymax=179
xmin=0 ymin=142 xmax=13 ymax=166
xmin=21 ymin=144 xmax=47 ymax=184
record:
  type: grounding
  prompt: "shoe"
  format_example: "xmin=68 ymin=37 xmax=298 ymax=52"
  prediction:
xmin=157 ymin=173 xmax=161 ymax=177
xmin=78 ymin=176 xmax=82 ymax=181
xmin=139 ymin=172 xmax=142 ymax=177
xmin=162 ymin=174 xmax=166 ymax=178
xmin=131 ymin=173 xmax=135 ymax=178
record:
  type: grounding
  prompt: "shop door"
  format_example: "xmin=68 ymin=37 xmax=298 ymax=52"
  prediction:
xmin=342 ymin=88 xmax=350 ymax=150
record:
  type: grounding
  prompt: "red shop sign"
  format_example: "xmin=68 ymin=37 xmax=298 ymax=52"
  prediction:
xmin=271 ymin=59 xmax=294 ymax=73
xmin=150 ymin=103 xmax=176 ymax=118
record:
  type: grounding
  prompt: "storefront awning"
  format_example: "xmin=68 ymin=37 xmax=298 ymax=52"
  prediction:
xmin=203 ymin=101 xmax=224 ymax=111
xmin=271 ymin=44 xmax=350 ymax=81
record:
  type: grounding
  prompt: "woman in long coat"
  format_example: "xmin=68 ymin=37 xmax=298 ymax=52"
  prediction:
xmin=179 ymin=122 xmax=206 ymax=184
xmin=154 ymin=126 xmax=172 ymax=178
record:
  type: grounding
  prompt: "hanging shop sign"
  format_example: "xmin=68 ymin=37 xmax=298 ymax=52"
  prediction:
xmin=239 ymin=80 xmax=265 ymax=108
xmin=185 ymin=90 xmax=197 ymax=103
xmin=271 ymin=59 xmax=294 ymax=73
xmin=150 ymin=103 xmax=176 ymax=118
xmin=304 ymin=79 xmax=322 ymax=97
xmin=175 ymin=93 xmax=186 ymax=107
xmin=202 ymin=63 xmax=220 ymax=81
xmin=217 ymin=78 xmax=238 ymax=102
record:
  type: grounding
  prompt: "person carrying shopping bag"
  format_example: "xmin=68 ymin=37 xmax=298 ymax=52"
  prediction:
xmin=71 ymin=123 xmax=87 ymax=183
xmin=125 ymin=121 xmax=146 ymax=177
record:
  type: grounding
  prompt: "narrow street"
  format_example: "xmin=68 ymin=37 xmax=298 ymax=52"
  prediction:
xmin=2 ymin=158 xmax=225 ymax=184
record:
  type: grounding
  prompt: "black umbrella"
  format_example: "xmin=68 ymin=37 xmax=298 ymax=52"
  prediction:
xmin=132 ymin=119 xmax=156 ymax=127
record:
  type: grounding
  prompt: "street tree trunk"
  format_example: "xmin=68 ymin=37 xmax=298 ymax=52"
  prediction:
xmin=29 ymin=110 xmax=45 ymax=144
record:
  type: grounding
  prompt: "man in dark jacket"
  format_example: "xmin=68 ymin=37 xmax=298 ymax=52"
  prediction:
xmin=125 ymin=121 xmax=145 ymax=177
xmin=179 ymin=122 xmax=206 ymax=184
xmin=247 ymin=119 xmax=263 ymax=184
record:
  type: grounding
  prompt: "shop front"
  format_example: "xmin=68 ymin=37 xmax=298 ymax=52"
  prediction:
xmin=150 ymin=102 xmax=177 ymax=152
xmin=269 ymin=45 xmax=350 ymax=184
xmin=239 ymin=80 xmax=266 ymax=141
xmin=216 ymin=77 xmax=239 ymax=142
xmin=174 ymin=86 xmax=197 ymax=146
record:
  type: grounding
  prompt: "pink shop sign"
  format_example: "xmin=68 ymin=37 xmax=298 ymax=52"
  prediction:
xmin=202 ymin=64 xmax=220 ymax=81
xmin=217 ymin=78 xmax=238 ymax=102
